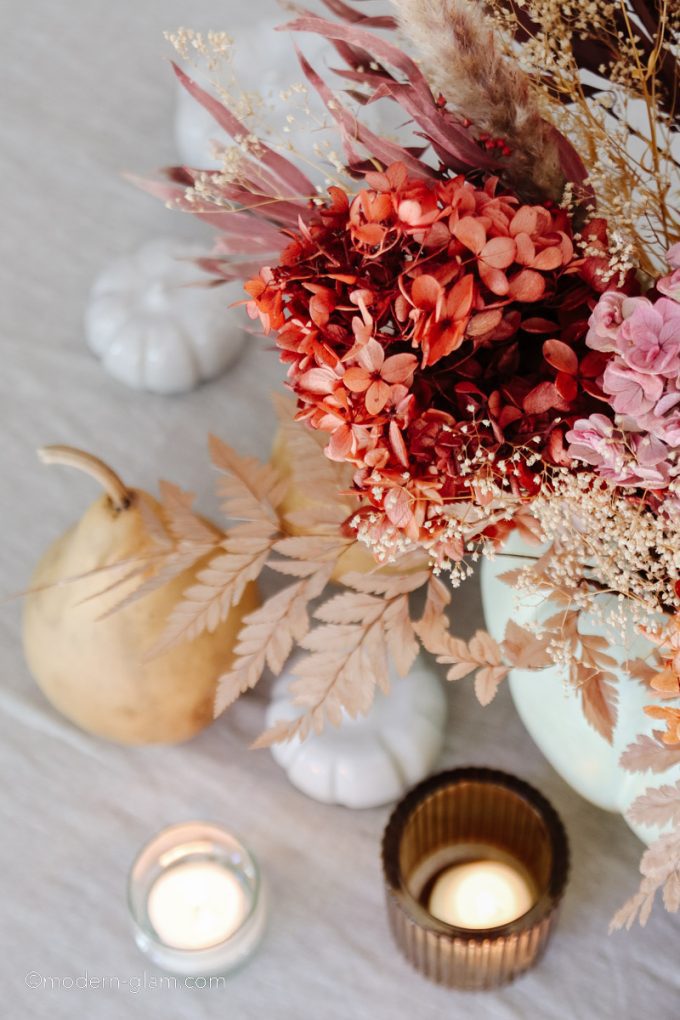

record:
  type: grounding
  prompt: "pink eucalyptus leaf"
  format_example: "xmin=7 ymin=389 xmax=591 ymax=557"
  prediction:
xmin=411 ymin=274 xmax=442 ymax=309
xmin=548 ymin=123 xmax=590 ymax=188
xmin=480 ymin=236 xmax=516 ymax=269
xmin=509 ymin=207 xmax=539 ymax=237
xmin=532 ymin=246 xmax=564 ymax=271
xmin=372 ymin=80 xmax=499 ymax=173
xmin=543 ymin=338 xmax=579 ymax=374
xmin=523 ymin=381 xmax=560 ymax=414
xmin=508 ymin=269 xmax=545 ymax=302
xmin=282 ymin=13 xmax=431 ymax=93
xmin=294 ymin=47 xmax=433 ymax=178
xmin=382 ymin=353 xmax=418 ymax=384
xmin=357 ymin=338 xmax=385 ymax=372
xmin=478 ymin=261 xmax=509 ymax=296
xmin=453 ymin=216 xmax=486 ymax=254
xmin=343 ymin=367 xmax=371 ymax=392
xmin=294 ymin=13 xmax=498 ymax=172
xmin=366 ymin=379 xmax=390 ymax=413
xmin=514 ymin=232 xmax=536 ymax=265
xmin=389 ymin=421 xmax=409 ymax=466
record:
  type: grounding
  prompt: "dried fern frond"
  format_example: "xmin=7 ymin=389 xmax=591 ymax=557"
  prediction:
xmin=416 ymin=611 xmax=552 ymax=706
xmin=610 ymin=825 xmax=680 ymax=931
xmin=253 ymin=570 xmax=426 ymax=746
xmin=149 ymin=529 xmax=276 ymax=656
xmin=393 ymin=0 xmax=569 ymax=200
xmin=620 ymin=732 xmax=680 ymax=774
xmin=214 ymin=561 xmax=334 ymax=715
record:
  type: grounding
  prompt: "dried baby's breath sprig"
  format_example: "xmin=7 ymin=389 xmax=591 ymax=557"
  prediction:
xmin=530 ymin=468 xmax=680 ymax=623
xmin=164 ymin=23 xmax=354 ymax=208
xmin=480 ymin=0 xmax=680 ymax=274
xmin=165 ymin=28 xmax=234 ymax=69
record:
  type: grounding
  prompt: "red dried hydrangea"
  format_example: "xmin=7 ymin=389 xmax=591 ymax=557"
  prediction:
xmin=245 ymin=162 xmax=605 ymax=546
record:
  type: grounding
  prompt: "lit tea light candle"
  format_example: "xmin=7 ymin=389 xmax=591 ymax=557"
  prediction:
xmin=147 ymin=860 xmax=249 ymax=950
xmin=128 ymin=822 xmax=267 ymax=976
xmin=428 ymin=859 xmax=535 ymax=929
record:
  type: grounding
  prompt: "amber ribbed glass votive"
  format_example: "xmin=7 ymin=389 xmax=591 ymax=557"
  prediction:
xmin=381 ymin=768 xmax=569 ymax=990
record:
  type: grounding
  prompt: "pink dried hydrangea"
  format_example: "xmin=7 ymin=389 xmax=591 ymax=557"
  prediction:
xmin=566 ymin=413 xmax=629 ymax=478
xmin=585 ymin=290 xmax=628 ymax=352
xmin=567 ymin=247 xmax=680 ymax=502
xmin=566 ymin=414 xmax=671 ymax=488
xmin=601 ymin=359 xmax=664 ymax=417
xmin=617 ymin=298 xmax=680 ymax=378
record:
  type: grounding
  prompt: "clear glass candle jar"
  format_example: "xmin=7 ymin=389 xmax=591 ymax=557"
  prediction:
xmin=128 ymin=821 xmax=267 ymax=977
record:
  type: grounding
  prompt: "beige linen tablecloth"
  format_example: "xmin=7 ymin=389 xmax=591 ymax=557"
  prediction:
xmin=2 ymin=2 xmax=678 ymax=1017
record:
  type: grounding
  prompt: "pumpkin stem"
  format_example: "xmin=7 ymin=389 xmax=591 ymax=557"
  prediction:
xmin=38 ymin=446 xmax=133 ymax=511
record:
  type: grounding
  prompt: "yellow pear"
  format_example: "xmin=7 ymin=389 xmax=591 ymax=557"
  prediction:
xmin=23 ymin=447 xmax=257 ymax=745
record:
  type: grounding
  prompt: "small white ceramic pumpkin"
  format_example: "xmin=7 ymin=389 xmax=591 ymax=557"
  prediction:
xmin=265 ymin=653 xmax=447 ymax=808
xmin=85 ymin=238 xmax=246 ymax=395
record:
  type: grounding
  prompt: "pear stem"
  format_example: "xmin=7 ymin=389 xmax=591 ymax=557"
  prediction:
xmin=38 ymin=446 xmax=133 ymax=512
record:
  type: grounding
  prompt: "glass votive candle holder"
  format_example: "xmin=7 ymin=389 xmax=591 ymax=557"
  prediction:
xmin=381 ymin=768 xmax=569 ymax=990
xmin=128 ymin=821 xmax=267 ymax=977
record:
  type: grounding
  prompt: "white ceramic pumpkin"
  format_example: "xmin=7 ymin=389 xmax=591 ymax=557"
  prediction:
xmin=85 ymin=238 xmax=246 ymax=395
xmin=265 ymin=653 xmax=447 ymax=808
xmin=481 ymin=532 xmax=680 ymax=846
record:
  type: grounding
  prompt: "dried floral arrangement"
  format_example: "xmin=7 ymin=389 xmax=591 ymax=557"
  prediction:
xmin=125 ymin=0 xmax=680 ymax=927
